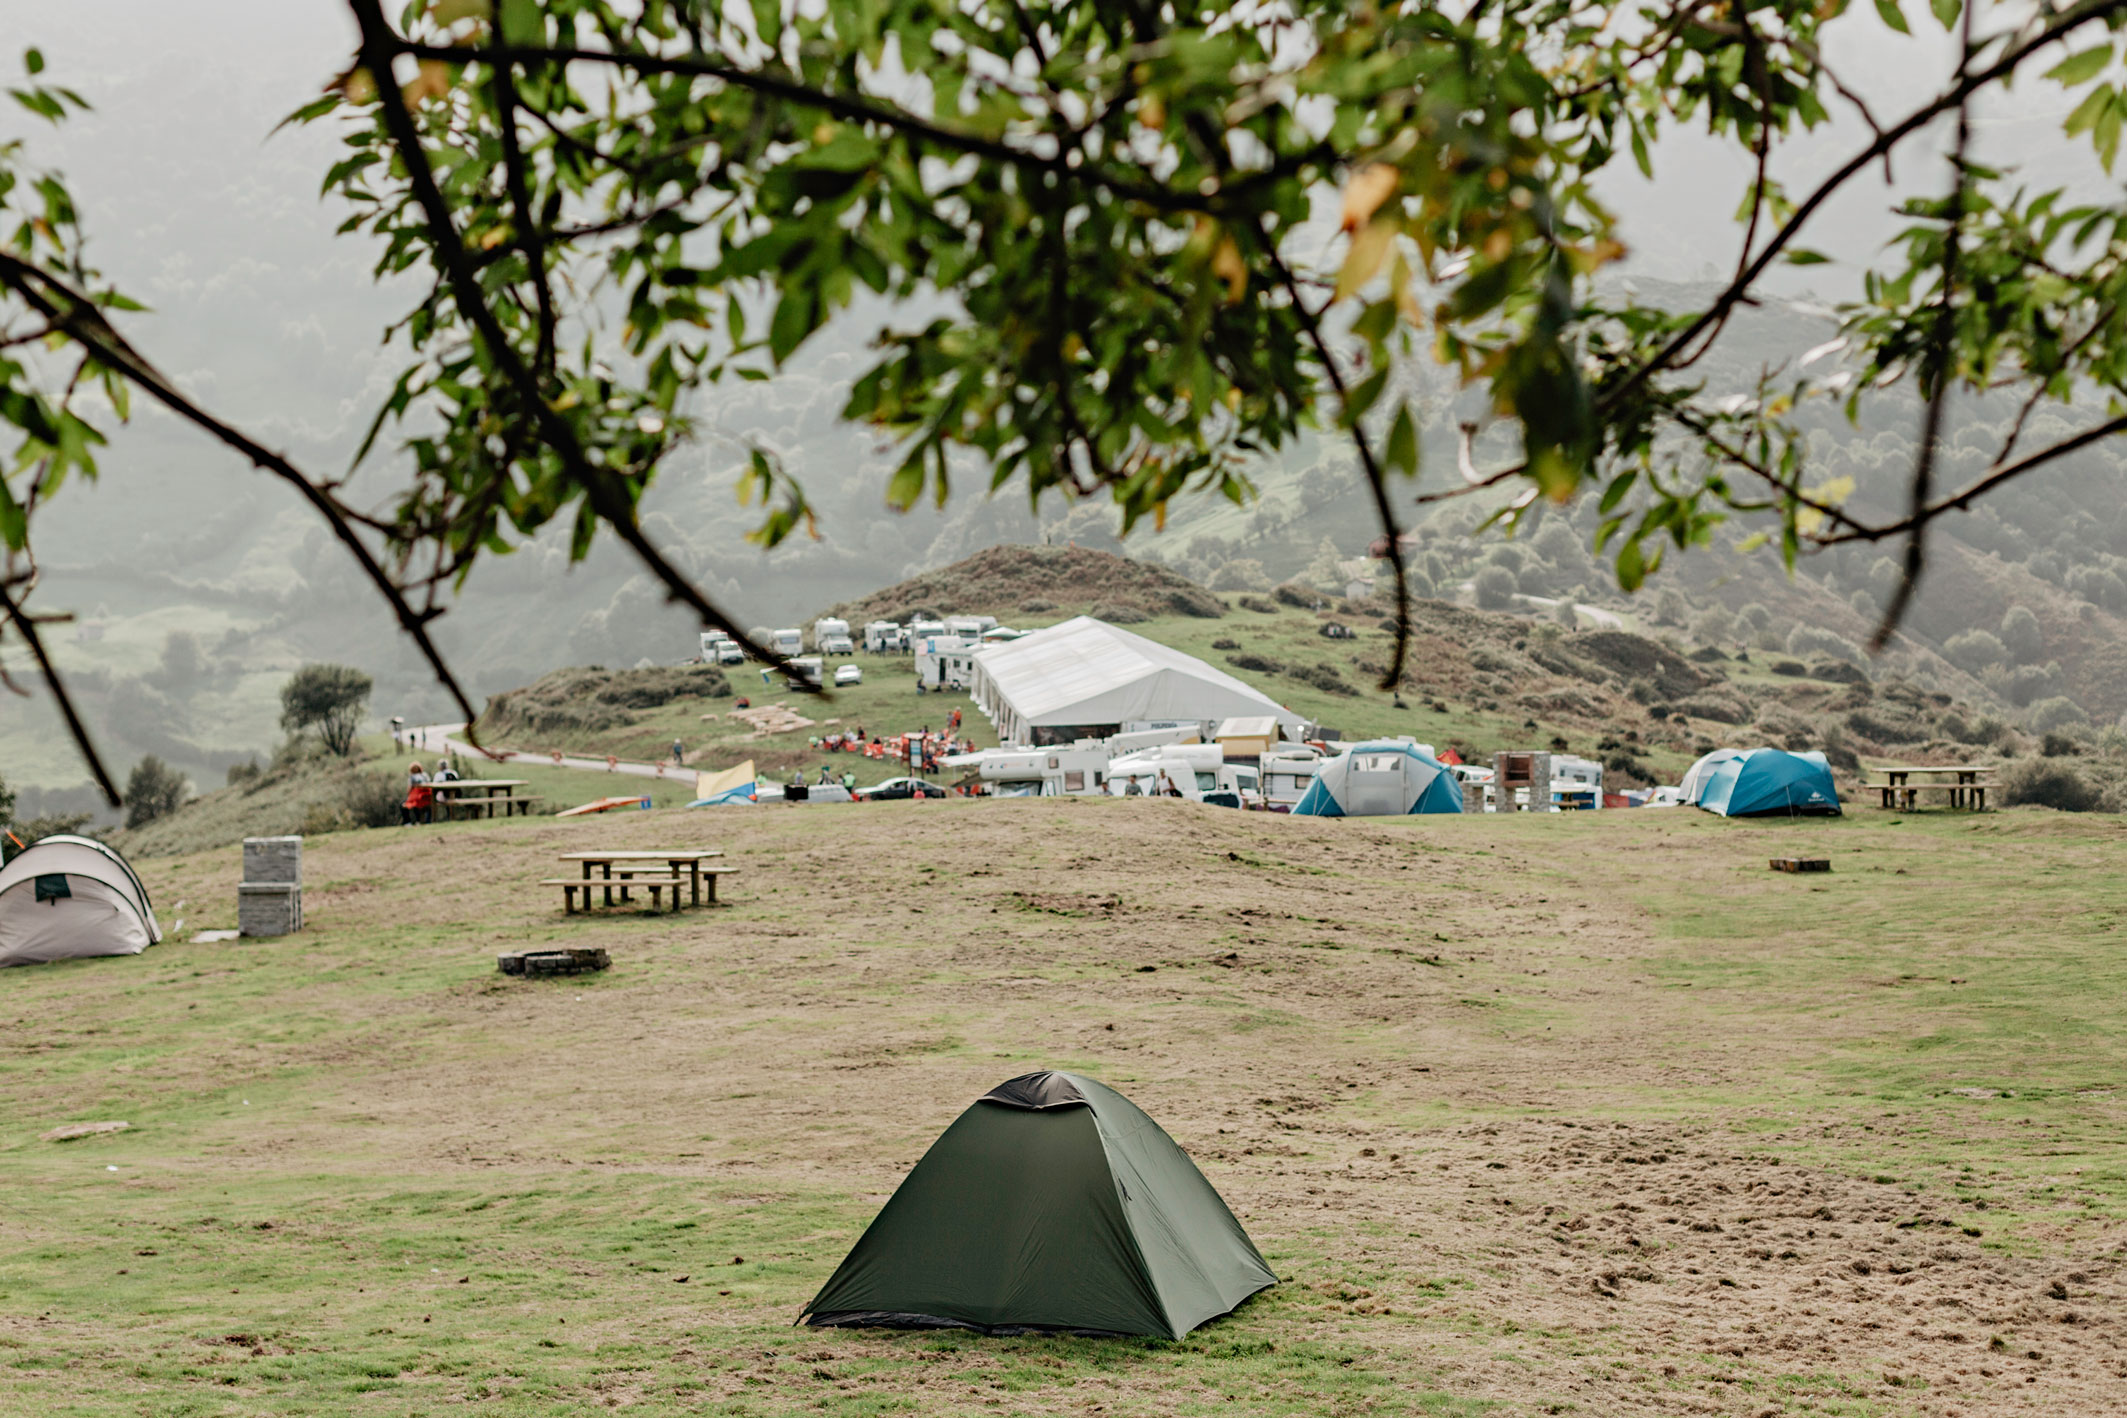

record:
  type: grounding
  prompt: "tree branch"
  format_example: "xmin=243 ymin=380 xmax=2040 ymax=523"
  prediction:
xmin=350 ymin=0 xmax=788 ymax=673
xmin=0 ymin=250 xmax=487 ymax=752
xmin=1599 ymin=0 xmax=2127 ymax=420
xmin=1248 ymin=219 xmax=1410 ymax=689
xmin=1819 ymin=412 xmax=2127 ymax=547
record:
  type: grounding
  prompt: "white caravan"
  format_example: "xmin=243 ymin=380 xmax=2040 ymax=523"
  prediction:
xmin=864 ymin=620 xmax=908 ymax=653
xmin=1259 ymin=744 xmax=1325 ymax=809
xmin=770 ymin=627 xmax=804 ymax=658
xmin=1105 ymin=743 xmax=1259 ymax=804
xmin=914 ymin=634 xmax=976 ymax=689
xmin=943 ymin=742 xmax=1113 ymax=797
xmin=812 ymin=618 xmax=853 ymax=654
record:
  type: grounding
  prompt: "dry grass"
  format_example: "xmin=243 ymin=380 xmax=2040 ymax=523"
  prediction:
xmin=3 ymin=799 xmax=2125 ymax=1415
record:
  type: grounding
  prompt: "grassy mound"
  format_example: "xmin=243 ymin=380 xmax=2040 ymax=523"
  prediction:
xmin=826 ymin=545 xmax=1224 ymax=624
xmin=480 ymin=664 xmax=731 ymax=742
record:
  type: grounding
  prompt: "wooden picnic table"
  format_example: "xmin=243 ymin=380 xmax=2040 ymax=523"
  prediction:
xmin=558 ymin=849 xmax=728 ymax=909
xmin=1861 ymin=764 xmax=1997 ymax=811
xmin=431 ymin=779 xmax=536 ymax=820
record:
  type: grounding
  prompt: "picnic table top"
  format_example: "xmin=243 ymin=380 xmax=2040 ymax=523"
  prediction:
xmin=559 ymin=848 xmax=724 ymax=862
xmin=1866 ymin=763 xmax=1995 ymax=775
xmin=432 ymin=778 xmax=529 ymax=791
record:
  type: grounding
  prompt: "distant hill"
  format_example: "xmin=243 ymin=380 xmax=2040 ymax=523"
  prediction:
xmin=824 ymin=545 xmax=1226 ymax=626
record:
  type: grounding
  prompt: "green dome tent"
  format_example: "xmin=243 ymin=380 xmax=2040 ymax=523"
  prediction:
xmin=801 ymin=1071 xmax=1275 ymax=1338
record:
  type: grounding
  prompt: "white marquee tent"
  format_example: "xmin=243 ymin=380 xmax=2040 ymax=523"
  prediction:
xmin=968 ymin=616 xmax=1302 ymax=746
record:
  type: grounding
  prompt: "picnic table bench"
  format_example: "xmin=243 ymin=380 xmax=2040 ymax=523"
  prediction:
xmin=552 ymin=849 xmax=734 ymax=911
xmin=1859 ymin=764 xmax=1997 ymax=811
xmin=432 ymin=779 xmax=542 ymax=820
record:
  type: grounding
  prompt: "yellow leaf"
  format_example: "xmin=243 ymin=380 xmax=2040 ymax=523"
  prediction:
xmin=1138 ymin=94 xmax=1165 ymax=130
xmin=1224 ymin=387 xmax=1242 ymax=411
xmin=1063 ymin=333 xmax=1085 ymax=361
xmin=1340 ymin=163 xmax=1398 ymax=234
xmin=1483 ymin=228 xmax=1513 ymax=262
xmin=402 ymin=58 xmax=456 ymax=108
xmin=1805 ymin=475 xmax=1855 ymax=506
xmin=478 ymin=225 xmax=510 ymax=250
xmin=1335 ymin=217 xmax=1397 ymax=302
xmin=1210 ymin=235 xmax=1247 ymax=304
xmin=329 ymin=64 xmax=378 ymax=104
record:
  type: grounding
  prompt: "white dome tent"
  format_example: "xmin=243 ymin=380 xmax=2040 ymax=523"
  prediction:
xmin=0 ymin=835 xmax=164 ymax=969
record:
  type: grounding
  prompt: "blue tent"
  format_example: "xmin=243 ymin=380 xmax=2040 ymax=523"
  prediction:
xmin=1291 ymin=741 xmax=1463 ymax=817
xmin=1697 ymin=749 xmax=1840 ymax=817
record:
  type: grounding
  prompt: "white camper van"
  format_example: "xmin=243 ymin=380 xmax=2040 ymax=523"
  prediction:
xmin=914 ymin=634 xmax=975 ymax=689
xmin=812 ymin=618 xmax=853 ymax=654
xmin=944 ymin=742 xmax=1113 ymax=797
xmin=1105 ymin=743 xmax=1255 ymax=803
xmin=863 ymin=620 xmax=908 ymax=653
xmin=770 ymin=627 xmax=804 ymax=658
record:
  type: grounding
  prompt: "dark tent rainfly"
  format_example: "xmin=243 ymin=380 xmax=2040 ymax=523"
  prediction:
xmin=802 ymin=1071 xmax=1275 ymax=1338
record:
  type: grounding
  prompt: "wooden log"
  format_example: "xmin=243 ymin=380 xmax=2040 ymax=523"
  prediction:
xmin=500 ymin=948 xmax=611 ymax=977
xmin=1770 ymin=858 xmax=1831 ymax=873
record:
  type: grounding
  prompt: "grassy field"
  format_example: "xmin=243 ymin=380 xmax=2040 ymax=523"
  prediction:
xmin=5 ymin=798 xmax=2125 ymax=1416
xmin=486 ymin=602 xmax=1701 ymax=787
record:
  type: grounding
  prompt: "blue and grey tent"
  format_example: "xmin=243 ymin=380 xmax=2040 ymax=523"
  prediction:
xmin=1290 ymin=741 xmax=1463 ymax=816
xmin=1697 ymin=749 xmax=1840 ymax=817
xmin=1679 ymin=748 xmax=1748 ymax=806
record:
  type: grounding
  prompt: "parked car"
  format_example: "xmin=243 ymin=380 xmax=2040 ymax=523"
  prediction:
xmin=857 ymin=776 xmax=947 ymax=801
xmin=834 ymin=663 xmax=863 ymax=686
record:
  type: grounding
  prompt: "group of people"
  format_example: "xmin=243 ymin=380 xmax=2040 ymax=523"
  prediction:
xmin=400 ymin=758 xmax=461 ymax=825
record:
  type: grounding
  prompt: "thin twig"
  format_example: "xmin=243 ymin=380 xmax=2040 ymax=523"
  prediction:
xmin=0 ymin=577 xmax=122 ymax=806
xmin=1821 ymin=412 xmax=2127 ymax=546
xmin=488 ymin=51 xmax=558 ymax=376
xmin=1249 ymin=218 xmax=1411 ymax=689
xmin=1869 ymin=0 xmax=1975 ymax=655
xmin=1600 ymin=0 xmax=2127 ymax=421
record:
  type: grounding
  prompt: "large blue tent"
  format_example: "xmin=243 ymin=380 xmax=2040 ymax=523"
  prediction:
xmin=1291 ymin=741 xmax=1463 ymax=817
xmin=1697 ymin=749 xmax=1840 ymax=817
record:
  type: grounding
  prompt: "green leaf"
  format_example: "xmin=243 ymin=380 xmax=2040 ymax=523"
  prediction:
xmin=1616 ymin=537 xmax=1646 ymax=592
xmin=2064 ymin=82 xmax=2113 ymax=138
xmin=1784 ymin=249 xmax=1833 ymax=265
xmin=1384 ymin=404 xmax=1418 ymax=477
xmin=23 ymin=47 xmax=42 ymax=74
xmin=2045 ymin=46 xmax=2113 ymax=87
xmin=1598 ymin=469 xmax=1637 ymax=514
xmin=1873 ymin=0 xmax=1910 ymax=34
xmin=1929 ymin=0 xmax=1960 ymax=31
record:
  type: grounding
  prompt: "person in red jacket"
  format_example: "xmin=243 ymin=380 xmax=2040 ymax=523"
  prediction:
xmin=401 ymin=762 xmax=434 ymax=825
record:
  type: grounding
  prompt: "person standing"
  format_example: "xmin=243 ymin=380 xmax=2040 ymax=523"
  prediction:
xmin=672 ymin=738 xmax=685 ymax=765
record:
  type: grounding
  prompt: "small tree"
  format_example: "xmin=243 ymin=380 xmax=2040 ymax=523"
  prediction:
xmin=124 ymin=756 xmax=188 ymax=829
xmin=280 ymin=663 xmax=374 ymax=757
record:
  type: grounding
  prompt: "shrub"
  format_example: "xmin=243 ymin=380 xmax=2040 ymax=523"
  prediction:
xmin=1944 ymin=629 xmax=2008 ymax=674
xmin=225 ymin=757 xmax=263 ymax=787
xmin=1785 ymin=625 xmax=1865 ymax=667
xmin=1237 ymin=595 xmax=1276 ymax=614
xmin=1770 ymin=659 xmax=1808 ymax=677
xmin=1020 ymin=598 xmax=1055 ymax=613
xmin=1228 ymin=653 xmax=1279 ymax=674
xmin=2041 ymin=732 xmax=2082 ymax=758
xmin=1211 ymin=637 xmax=1240 ymax=651
xmin=2000 ymin=605 xmax=2045 ymax=664
xmin=2026 ymin=695 xmax=2089 ymax=735
xmin=1272 ymin=581 xmax=1316 ymax=609
xmin=1088 ymin=601 xmax=1149 ymax=624
xmin=1690 ymin=606 xmax=1735 ymax=644
xmin=1289 ymin=663 xmax=1357 ymax=696
xmin=123 ymin=756 xmax=189 ymax=829
xmin=1473 ymin=565 xmax=1517 ymax=610
xmin=2004 ymin=662 xmax=2064 ymax=707
xmin=1737 ymin=602 xmax=1771 ymax=633
xmin=340 ymin=771 xmax=406 ymax=828
xmin=2003 ymin=758 xmax=2098 ymax=812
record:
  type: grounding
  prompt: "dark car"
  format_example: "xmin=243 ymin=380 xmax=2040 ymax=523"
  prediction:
xmin=858 ymin=776 xmax=947 ymax=801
